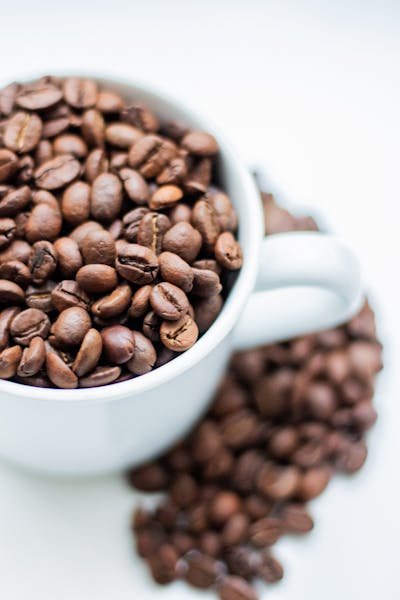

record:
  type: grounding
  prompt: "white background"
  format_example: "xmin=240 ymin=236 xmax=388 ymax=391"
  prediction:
xmin=0 ymin=1 xmax=399 ymax=598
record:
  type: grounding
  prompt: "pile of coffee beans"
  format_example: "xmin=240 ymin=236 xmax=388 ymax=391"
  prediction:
xmin=128 ymin=190 xmax=382 ymax=599
xmin=0 ymin=76 xmax=242 ymax=389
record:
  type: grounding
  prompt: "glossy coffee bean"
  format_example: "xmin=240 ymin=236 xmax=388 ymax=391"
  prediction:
xmin=53 ymin=134 xmax=88 ymax=158
xmin=137 ymin=212 xmax=171 ymax=255
xmin=61 ymin=181 xmax=91 ymax=225
xmin=162 ymin=222 xmax=202 ymax=264
xmin=17 ymin=336 xmax=46 ymax=377
xmin=129 ymin=285 xmax=152 ymax=319
xmin=52 ymin=307 xmax=91 ymax=347
xmin=91 ymin=172 xmax=122 ymax=222
xmin=69 ymin=220 xmax=104 ymax=247
xmin=119 ymin=168 xmax=149 ymax=204
xmin=160 ymin=314 xmax=198 ymax=352
xmin=191 ymin=268 xmax=222 ymax=298
xmin=79 ymin=365 xmax=121 ymax=388
xmin=51 ymin=280 xmax=90 ymax=312
xmin=150 ymin=282 xmax=189 ymax=321
xmin=71 ymin=328 xmax=103 ymax=377
xmin=80 ymin=229 xmax=116 ymax=266
xmin=34 ymin=154 xmax=81 ymax=190
xmin=10 ymin=308 xmax=50 ymax=345
xmin=149 ymin=185 xmax=183 ymax=210
xmin=0 ymin=279 xmax=25 ymax=304
xmin=0 ymin=186 xmax=31 ymax=218
xmin=116 ymin=243 xmax=159 ymax=285
xmin=25 ymin=202 xmax=62 ymax=243
xmin=54 ymin=237 xmax=83 ymax=278
xmin=4 ymin=112 xmax=43 ymax=153
xmin=127 ymin=331 xmax=156 ymax=375
xmin=76 ymin=264 xmax=118 ymax=294
xmin=84 ymin=148 xmax=109 ymax=182
xmin=101 ymin=325 xmax=135 ymax=364
xmin=0 ymin=258 xmax=30 ymax=288
xmin=25 ymin=281 xmax=55 ymax=312
xmin=182 ymin=131 xmax=219 ymax=157
xmin=123 ymin=207 xmax=149 ymax=243
xmin=0 ymin=345 xmax=22 ymax=379
xmin=91 ymin=285 xmax=131 ymax=319
xmin=215 ymin=232 xmax=243 ymax=270
xmin=159 ymin=252 xmax=193 ymax=293
xmin=46 ymin=349 xmax=78 ymax=389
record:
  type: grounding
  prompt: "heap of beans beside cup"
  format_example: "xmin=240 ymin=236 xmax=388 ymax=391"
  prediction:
xmin=0 ymin=76 xmax=242 ymax=389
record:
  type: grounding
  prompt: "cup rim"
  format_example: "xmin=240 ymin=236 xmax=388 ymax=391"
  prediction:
xmin=0 ymin=73 xmax=263 ymax=403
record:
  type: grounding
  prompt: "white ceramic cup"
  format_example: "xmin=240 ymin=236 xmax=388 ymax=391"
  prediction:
xmin=0 ymin=76 xmax=363 ymax=476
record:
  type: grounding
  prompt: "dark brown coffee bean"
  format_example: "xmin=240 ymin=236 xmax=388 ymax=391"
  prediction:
xmin=78 ymin=365 xmax=121 ymax=387
xmin=221 ymin=410 xmax=263 ymax=449
xmin=28 ymin=241 xmax=57 ymax=285
xmin=69 ymin=220 xmax=104 ymax=247
xmin=137 ymin=212 xmax=171 ymax=255
xmin=159 ymin=252 xmax=193 ymax=293
xmin=184 ymin=552 xmax=222 ymax=589
xmin=80 ymin=229 xmax=116 ymax=266
xmin=194 ymin=294 xmax=223 ymax=334
xmin=123 ymin=207 xmax=149 ymax=242
xmin=105 ymin=122 xmax=143 ymax=148
xmin=35 ymin=154 xmax=81 ymax=190
xmin=182 ymin=131 xmax=219 ymax=157
xmin=0 ymin=186 xmax=31 ymax=217
xmin=222 ymin=513 xmax=250 ymax=547
xmin=218 ymin=576 xmax=258 ymax=600
xmin=149 ymin=184 xmax=183 ymax=210
xmin=150 ymin=282 xmax=189 ymax=321
xmin=280 ymin=503 xmax=314 ymax=533
xmin=4 ymin=112 xmax=42 ymax=153
xmin=127 ymin=331 xmax=156 ymax=375
xmin=232 ymin=450 xmax=264 ymax=493
xmin=160 ymin=314 xmax=198 ymax=352
xmin=90 ymin=172 xmax=122 ymax=222
xmin=0 ymin=240 xmax=31 ymax=265
xmin=210 ymin=191 xmax=238 ymax=232
xmin=192 ymin=198 xmax=221 ymax=249
xmin=17 ymin=82 xmax=62 ymax=110
xmin=76 ymin=264 xmax=118 ymax=294
xmin=53 ymin=134 xmax=88 ymax=158
xmin=0 ymin=149 xmax=18 ymax=182
xmin=257 ymin=552 xmax=284 ymax=584
xmin=91 ymin=285 xmax=131 ymax=319
xmin=11 ymin=308 xmax=50 ymax=345
xmin=25 ymin=203 xmax=62 ymax=243
xmin=143 ymin=310 xmax=161 ymax=342
xmin=101 ymin=325 xmax=135 ymax=364
xmin=121 ymin=103 xmax=159 ymax=132
xmin=148 ymin=544 xmax=179 ymax=585
xmin=170 ymin=473 xmax=199 ymax=509
xmin=0 ymin=307 xmax=20 ymax=350
xmin=183 ymin=156 xmax=212 ymax=195
xmin=63 ymin=77 xmax=98 ymax=109
xmin=198 ymin=532 xmax=222 ymax=558
xmin=51 ymin=280 xmax=89 ymax=312
xmin=72 ymin=328 xmax=102 ymax=376
xmin=17 ymin=336 xmax=46 ymax=377
xmin=128 ymin=462 xmax=169 ymax=491
xmin=129 ymin=285 xmax=152 ymax=319
xmin=46 ymin=349 xmax=78 ymax=389
xmin=53 ymin=237 xmax=82 ymax=278
xmin=96 ymin=90 xmax=124 ymax=113
xmin=192 ymin=268 xmax=222 ymax=298
xmin=0 ymin=279 xmax=25 ymax=304
xmin=25 ymin=281 xmax=55 ymax=312
xmin=0 ymin=218 xmax=16 ymax=249
xmin=215 ymin=232 xmax=243 ymax=270
xmin=296 ymin=466 xmax=331 ymax=501
xmin=0 ymin=345 xmax=22 ymax=379
xmin=162 ymin=222 xmax=202 ymax=264
xmin=0 ymin=83 xmax=19 ymax=117
xmin=128 ymin=134 xmax=176 ymax=178
xmin=52 ymin=307 xmax=91 ymax=347
xmin=116 ymin=243 xmax=159 ymax=285
xmin=118 ymin=167 xmax=149 ymax=204
xmin=191 ymin=420 xmax=223 ymax=463
xmin=157 ymin=157 xmax=188 ymax=186
xmin=84 ymin=148 xmax=109 ymax=182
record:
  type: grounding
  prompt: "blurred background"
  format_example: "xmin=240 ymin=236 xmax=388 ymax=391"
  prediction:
xmin=0 ymin=1 xmax=398 ymax=599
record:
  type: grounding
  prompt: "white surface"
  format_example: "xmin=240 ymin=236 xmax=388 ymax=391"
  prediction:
xmin=0 ymin=1 xmax=399 ymax=599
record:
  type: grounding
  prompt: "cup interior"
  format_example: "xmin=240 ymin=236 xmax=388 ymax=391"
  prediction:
xmin=0 ymin=75 xmax=263 ymax=402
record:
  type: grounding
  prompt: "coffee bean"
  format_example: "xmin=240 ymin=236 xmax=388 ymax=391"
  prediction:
xmin=129 ymin=285 xmax=152 ymax=319
xmin=31 ymin=189 xmax=59 ymax=208
xmin=296 ymin=466 xmax=331 ymax=501
xmin=16 ymin=155 xmax=34 ymax=183
xmin=52 ymin=134 xmax=87 ymax=158
xmin=0 ymin=218 xmax=16 ymax=249
xmin=182 ymin=131 xmax=219 ymax=157
xmin=121 ymin=103 xmax=159 ymax=132
xmin=157 ymin=157 xmax=188 ymax=186
xmin=192 ymin=268 xmax=222 ymax=298
xmin=169 ymin=202 xmax=192 ymax=224
xmin=0 ymin=279 xmax=25 ymax=304
xmin=149 ymin=185 xmax=183 ymax=210
xmin=4 ymin=112 xmax=43 ymax=153
xmin=221 ymin=410 xmax=263 ymax=449
xmin=25 ymin=202 xmax=62 ymax=243
xmin=257 ymin=464 xmax=301 ymax=501
xmin=54 ymin=237 xmax=83 ymax=278
xmin=116 ymin=243 xmax=159 ymax=285
xmin=81 ymin=108 xmax=105 ymax=147
xmin=46 ymin=349 xmax=78 ymax=389
xmin=160 ymin=314 xmax=198 ymax=352
xmin=194 ymin=295 xmax=223 ymax=334
xmin=0 ymin=345 xmax=22 ymax=379
xmin=91 ymin=285 xmax=131 ymax=319
xmin=17 ymin=82 xmax=62 ymax=110
xmin=0 ymin=186 xmax=31 ymax=217
xmin=0 ymin=149 xmax=18 ymax=182
xmin=105 ymin=122 xmax=143 ymax=148
xmin=127 ymin=331 xmax=156 ymax=375
xmin=0 ymin=307 xmax=20 ymax=351
xmin=128 ymin=134 xmax=176 ymax=178
xmin=28 ymin=241 xmax=58 ymax=284
xmin=42 ymin=116 xmax=70 ymax=139
xmin=17 ymin=336 xmax=46 ymax=377
xmin=80 ymin=229 xmax=116 ymax=266
xmin=62 ymin=77 xmax=98 ymax=109
xmin=137 ymin=212 xmax=171 ymax=255
xmin=110 ymin=152 xmax=128 ymax=171
xmin=69 ymin=220 xmax=104 ymax=247
xmin=72 ymin=328 xmax=102 ymax=376
xmin=280 ymin=503 xmax=314 ymax=534
xmin=162 ymin=222 xmax=202 ymax=264
xmin=209 ymin=491 xmax=242 ymax=525
xmin=159 ymin=252 xmax=193 ymax=293
xmin=143 ymin=311 xmax=161 ymax=342
xmin=215 ymin=232 xmax=243 ymax=270
xmin=76 ymin=264 xmax=118 ymax=294
xmin=79 ymin=365 xmax=121 ymax=388
xmin=101 ymin=325 xmax=135 ymax=364
xmin=91 ymin=172 xmax=122 ymax=222
xmin=129 ymin=463 xmax=169 ymax=491
xmin=268 ymin=426 xmax=299 ymax=459
xmin=0 ymin=83 xmax=19 ymax=117
xmin=84 ymin=148 xmax=109 ymax=182
xmin=209 ymin=191 xmax=238 ymax=232
xmin=108 ymin=219 xmax=123 ymax=240
xmin=52 ymin=307 xmax=91 ymax=347
xmin=192 ymin=198 xmax=221 ymax=250
xmin=10 ymin=308 xmax=50 ymax=345
xmin=257 ymin=552 xmax=284 ymax=584
xmin=51 ymin=280 xmax=90 ymax=312
xmin=25 ymin=281 xmax=55 ymax=312
xmin=96 ymin=90 xmax=124 ymax=113
xmin=119 ymin=168 xmax=149 ymax=204
xmin=149 ymin=283 xmax=189 ymax=321
xmin=218 ymin=576 xmax=258 ymax=600
xmin=35 ymin=154 xmax=81 ymax=190
xmin=123 ymin=207 xmax=149 ymax=242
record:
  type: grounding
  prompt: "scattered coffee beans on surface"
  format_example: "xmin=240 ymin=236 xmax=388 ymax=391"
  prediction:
xmin=0 ymin=76 xmax=242 ymax=388
xmin=128 ymin=189 xmax=382 ymax=599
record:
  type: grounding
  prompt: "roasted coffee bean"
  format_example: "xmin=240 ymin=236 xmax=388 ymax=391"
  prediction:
xmin=52 ymin=307 xmax=91 ymax=347
xmin=79 ymin=365 xmax=121 ymax=387
xmin=218 ymin=576 xmax=258 ymax=600
xmin=182 ymin=131 xmax=219 ymax=157
xmin=80 ymin=229 xmax=116 ymax=266
xmin=257 ymin=552 xmax=284 ymax=584
xmin=0 ymin=149 xmax=18 ymax=182
xmin=159 ymin=252 xmax=193 ymax=293
xmin=25 ymin=281 xmax=55 ymax=312
xmin=192 ymin=198 xmax=220 ymax=249
xmin=116 ymin=243 xmax=159 ymax=285
xmin=10 ymin=308 xmax=50 ymax=345
xmin=157 ymin=157 xmax=187 ymax=186
xmin=137 ymin=212 xmax=171 ymax=255
xmin=221 ymin=410 xmax=263 ymax=449
xmin=221 ymin=513 xmax=250 ymax=547
xmin=31 ymin=189 xmax=59 ymax=208
xmin=194 ymin=295 xmax=223 ymax=333
xmin=110 ymin=152 xmax=128 ymax=171
xmin=108 ymin=219 xmax=123 ymax=240
xmin=192 ymin=268 xmax=222 ymax=298
xmin=280 ymin=503 xmax=314 ymax=533
xmin=150 ymin=282 xmax=189 ymax=321
xmin=257 ymin=464 xmax=301 ymax=501
xmin=54 ymin=237 xmax=83 ymax=278
xmin=61 ymin=181 xmax=91 ymax=225
xmin=28 ymin=241 xmax=57 ymax=284
xmin=91 ymin=172 xmax=122 ymax=222
xmin=0 ymin=345 xmax=22 ymax=379
xmin=268 ymin=426 xmax=300 ymax=459
xmin=162 ymin=222 xmax=202 ymax=264
xmin=296 ymin=466 xmax=331 ymax=501
xmin=91 ymin=285 xmax=131 ymax=319
xmin=0 ymin=260 xmax=30 ymax=288
xmin=127 ymin=331 xmax=156 ymax=375
xmin=128 ymin=134 xmax=176 ymax=178
xmin=105 ymin=122 xmax=143 ymax=148
xmin=0 ymin=279 xmax=25 ymax=304
xmin=69 ymin=220 xmax=104 ymax=247
xmin=0 ymin=307 xmax=20 ymax=350
xmin=51 ymin=280 xmax=90 ymax=312
xmin=53 ymin=134 xmax=88 ymax=158
xmin=0 ymin=186 xmax=31 ymax=217
xmin=96 ymin=90 xmax=124 ymax=113
xmin=16 ymin=155 xmax=34 ymax=183
xmin=0 ymin=83 xmax=19 ymax=117
xmin=192 ymin=258 xmax=222 ymax=274
xmin=149 ymin=185 xmax=183 ymax=210
xmin=42 ymin=116 xmax=70 ymax=139
xmin=17 ymin=82 xmax=62 ymax=110
xmin=215 ymin=232 xmax=243 ymax=270
xmin=170 ymin=474 xmax=199 ymax=509
xmin=210 ymin=191 xmax=238 ymax=232
xmin=119 ymin=167 xmax=149 ymax=204
xmin=84 ymin=148 xmax=109 ymax=182
xmin=4 ymin=112 xmax=43 ymax=153
xmin=185 ymin=158 xmax=212 ymax=195
xmin=129 ymin=285 xmax=152 ymax=319
xmin=72 ymin=328 xmax=102 ymax=377
xmin=25 ymin=202 xmax=62 ymax=243
xmin=101 ymin=325 xmax=135 ymax=364
xmin=184 ymin=552 xmax=223 ymax=589
xmin=76 ymin=264 xmax=118 ymax=294
xmin=209 ymin=491 xmax=242 ymax=525
xmin=46 ymin=349 xmax=78 ymax=389
xmin=160 ymin=314 xmax=198 ymax=352
xmin=81 ymin=109 xmax=105 ymax=147
xmin=17 ymin=336 xmax=46 ymax=377
xmin=143 ymin=310 xmax=161 ymax=342
xmin=169 ymin=202 xmax=192 ymax=224
xmin=123 ymin=207 xmax=149 ymax=242
xmin=129 ymin=463 xmax=169 ymax=491
xmin=63 ymin=77 xmax=98 ymax=109
xmin=35 ymin=154 xmax=81 ymax=190
xmin=121 ymin=103 xmax=159 ymax=132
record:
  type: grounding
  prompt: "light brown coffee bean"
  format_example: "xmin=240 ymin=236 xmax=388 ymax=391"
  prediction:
xmin=81 ymin=109 xmax=105 ymax=147
xmin=0 ymin=83 xmax=19 ymax=117
xmin=96 ymin=90 xmax=124 ymax=113
xmin=51 ymin=280 xmax=90 ymax=312
xmin=108 ymin=219 xmax=123 ymax=240
xmin=162 ymin=222 xmax=202 ymax=264
xmin=25 ymin=203 xmax=62 ymax=243
xmin=0 ymin=186 xmax=31 ymax=217
xmin=257 ymin=464 xmax=301 ymax=501
xmin=0 ymin=149 xmax=18 ymax=182
xmin=76 ymin=264 xmax=118 ymax=294
xmin=84 ymin=148 xmax=109 ymax=182
xmin=0 ymin=240 xmax=31 ymax=265
xmin=69 ymin=220 xmax=104 ymax=247
xmin=218 ymin=576 xmax=257 ymax=600
xmin=91 ymin=172 xmax=122 ymax=222
xmin=157 ymin=157 xmax=187 ymax=186
xmin=91 ymin=285 xmax=132 ymax=319
xmin=0 ymin=218 xmax=16 ymax=249
xmin=72 ymin=328 xmax=103 ymax=377
xmin=41 ymin=116 xmax=70 ymax=139
xmin=0 ymin=345 xmax=23 ymax=379
xmin=10 ymin=308 xmax=50 ymax=345
xmin=192 ymin=198 xmax=221 ymax=249
xmin=215 ymin=232 xmax=243 ymax=270
xmin=31 ymin=189 xmax=59 ymax=208
xmin=0 ymin=307 xmax=20 ymax=351
xmin=127 ymin=331 xmax=156 ymax=375
xmin=296 ymin=466 xmax=331 ymax=501
xmin=53 ymin=134 xmax=88 ymax=158
xmin=160 ymin=314 xmax=198 ymax=352
xmin=121 ymin=103 xmax=159 ymax=132
xmin=79 ymin=365 xmax=121 ymax=388
xmin=4 ymin=112 xmax=43 ymax=153
xmin=17 ymin=336 xmax=46 ymax=377
xmin=17 ymin=82 xmax=62 ymax=110
xmin=159 ymin=252 xmax=193 ymax=293
xmin=149 ymin=185 xmax=183 ymax=210
xmin=46 ymin=349 xmax=78 ymax=389
xmin=54 ymin=237 xmax=83 ymax=278
xmin=150 ymin=282 xmax=189 ymax=321
xmin=128 ymin=134 xmax=176 ymax=178
xmin=129 ymin=285 xmax=152 ymax=319
xmin=52 ymin=307 xmax=91 ymax=347
xmin=182 ymin=130 xmax=219 ymax=157
xmin=35 ymin=154 xmax=81 ymax=190
xmin=35 ymin=140 xmax=53 ymax=165
xmin=0 ymin=279 xmax=25 ymax=304
xmin=105 ymin=122 xmax=143 ymax=148
xmin=116 ymin=243 xmax=159 ymax=285
xmin=119 ymin=168 xmax=149 ymax=204
xmin=63 ymin=77 xmax=98 ymax=109
xmin=25 ymin=281 xmax=55 ymax=312
xmin=169 ymin=203 xmax=192 ymax=224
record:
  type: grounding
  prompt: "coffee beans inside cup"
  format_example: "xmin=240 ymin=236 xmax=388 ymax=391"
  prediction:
xmin=0 ymin=76 xmax=243 ymax=389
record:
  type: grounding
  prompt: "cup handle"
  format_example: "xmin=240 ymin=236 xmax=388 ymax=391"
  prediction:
xmin=233 ymin=231 xmax=363 ymax=350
